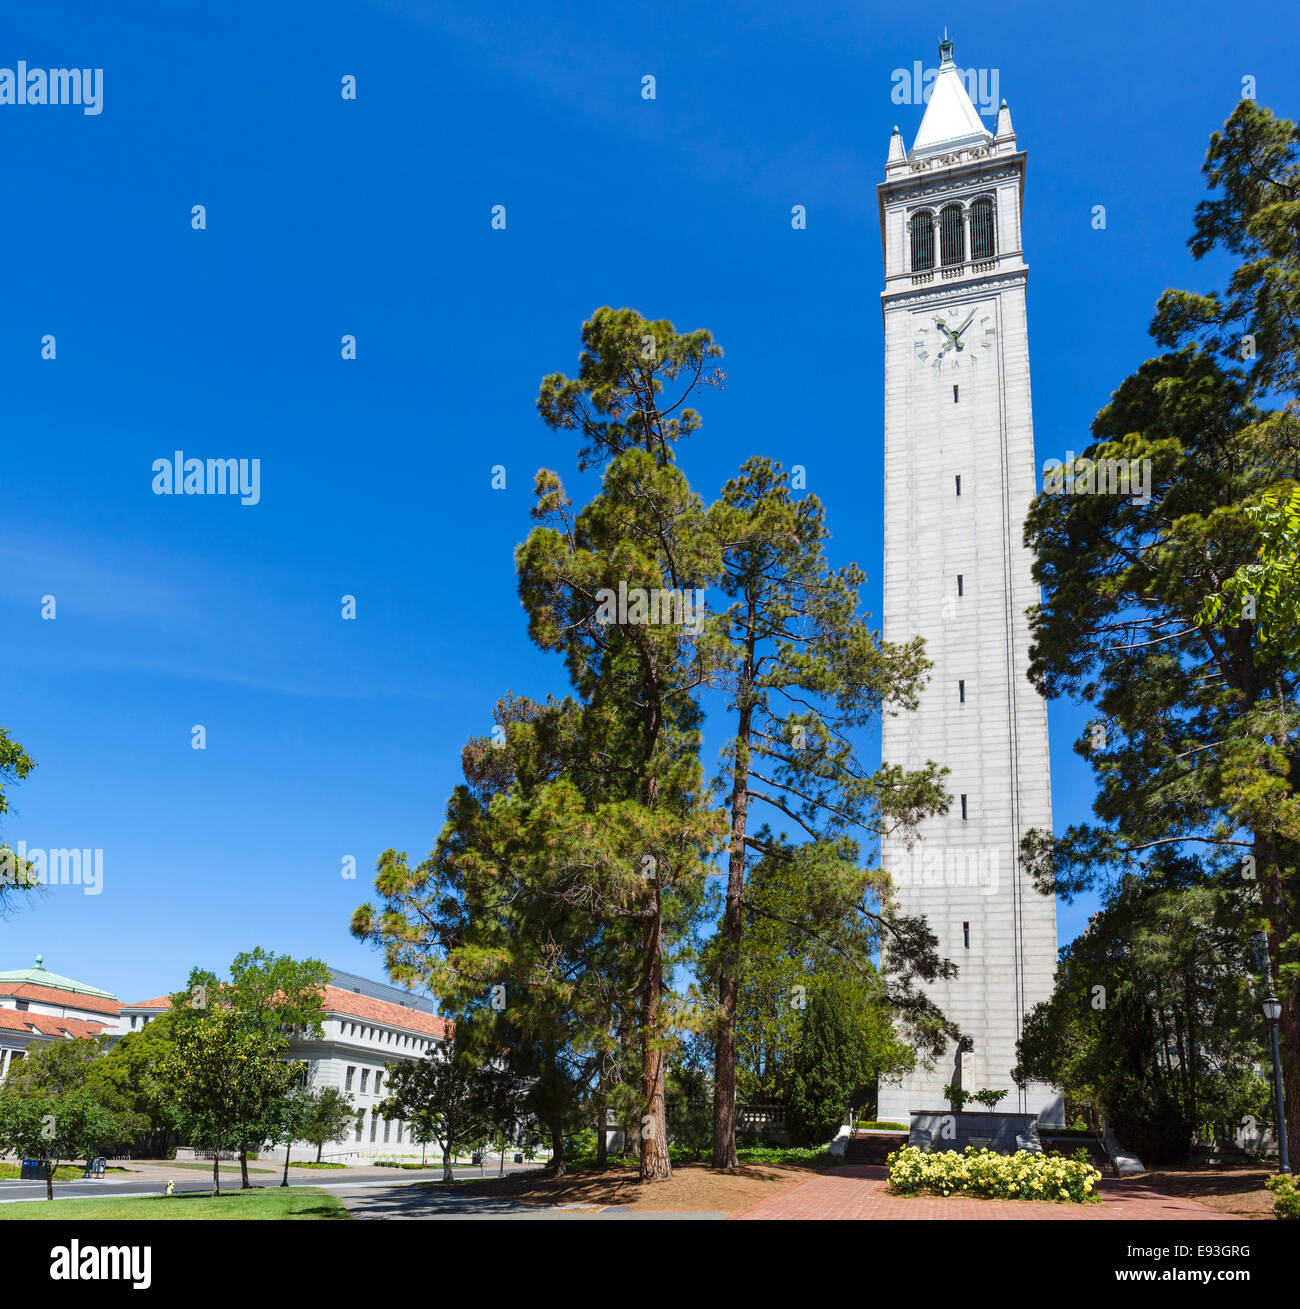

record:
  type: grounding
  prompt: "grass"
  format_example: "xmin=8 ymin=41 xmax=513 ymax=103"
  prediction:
xmin=0 ymin=1187 xmax=351 ymax=1220
xmin=288 ymin=1161 xmax=348 ymax=1170
xmin=0 ymin=1164 xmax=131 ymax=1182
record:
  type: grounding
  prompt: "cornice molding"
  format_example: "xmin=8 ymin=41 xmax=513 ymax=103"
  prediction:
xmin=881 ymin=269 xmax=1028 ymax=311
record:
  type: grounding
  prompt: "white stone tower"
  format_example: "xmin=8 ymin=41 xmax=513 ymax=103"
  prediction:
xmin=875 ymin=39 xmax=1062 ymax=1126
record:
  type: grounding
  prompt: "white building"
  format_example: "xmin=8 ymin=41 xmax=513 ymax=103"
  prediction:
xmin=119 ymin=966 xmax=452 ymax=1159
xmin=0 ymin=956 xmax=120 ymax=1081
xmin=875 ymin=39 xmax=1062 ymax=1125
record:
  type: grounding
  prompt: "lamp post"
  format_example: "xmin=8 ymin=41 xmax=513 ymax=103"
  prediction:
xmin=1263 ymin=997 xmax=1291 ymax=1175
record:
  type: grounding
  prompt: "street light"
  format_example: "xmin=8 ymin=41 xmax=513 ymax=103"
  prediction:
xmin=1262 ymin=997 xmax=1291 ymax=1175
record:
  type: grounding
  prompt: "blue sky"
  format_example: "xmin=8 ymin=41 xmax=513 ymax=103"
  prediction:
xmin=1 ymin=1 xmax=1293 ymax=1005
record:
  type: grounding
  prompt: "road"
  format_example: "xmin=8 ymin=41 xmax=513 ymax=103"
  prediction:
xmin=0 ymin=1163 xmax=537 ymax=1206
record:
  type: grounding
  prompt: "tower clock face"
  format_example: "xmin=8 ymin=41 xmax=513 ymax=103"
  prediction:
xmin=913 ymin=307 xmax=996 ymax=375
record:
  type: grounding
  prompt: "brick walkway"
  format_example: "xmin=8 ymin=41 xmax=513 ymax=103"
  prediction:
xmin=731 ymin=1165 xmax=1228 ymax=1220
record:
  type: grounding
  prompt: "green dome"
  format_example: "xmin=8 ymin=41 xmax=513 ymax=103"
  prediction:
xmin=0 ymin=955 xmax=117 ymax=1000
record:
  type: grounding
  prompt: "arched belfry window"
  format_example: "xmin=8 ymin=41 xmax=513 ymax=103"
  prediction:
xmin=940 ymin=204 xmax=965 ymax=267
xmin=970 ymin=197 xmax=996 ymax=261
xmin=910 ymin=211 xmax=934 ymax=272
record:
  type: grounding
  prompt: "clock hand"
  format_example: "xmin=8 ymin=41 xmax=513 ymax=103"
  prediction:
xmin=951 ymin=309 xmax=977 ymax=346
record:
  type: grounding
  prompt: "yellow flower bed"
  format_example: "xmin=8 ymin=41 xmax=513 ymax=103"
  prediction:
xmin=887 ymin=1145 xmax=1101 ymax=1203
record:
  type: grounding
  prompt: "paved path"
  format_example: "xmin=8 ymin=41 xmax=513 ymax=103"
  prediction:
xmin=340 ymin=1186 xmax=725 ymax=1220
xmin=732 ymin=1164 xmax=1228 ymax=1220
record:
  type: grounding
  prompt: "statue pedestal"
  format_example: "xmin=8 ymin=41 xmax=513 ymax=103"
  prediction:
xmin=908 ymin=1110 xmax=1042 ymax=1155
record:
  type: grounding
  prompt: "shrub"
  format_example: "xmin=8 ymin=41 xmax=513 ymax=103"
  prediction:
xmin=854 ymin=1120 xmax=908 ymax=1131
xmin=887 ymin=1145 xmax=1101 ymax=1204
xmin=1267 ymin=1175 xmax=1300 ymax=1220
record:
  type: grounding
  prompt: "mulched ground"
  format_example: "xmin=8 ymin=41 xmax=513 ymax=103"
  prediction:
xmin=428 ymin=1159 xmax=823 ymax=1213
xmin=1136 ymin=1164 xmax=1277 ymax=1219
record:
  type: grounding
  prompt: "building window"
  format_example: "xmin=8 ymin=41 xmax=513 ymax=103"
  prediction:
xmin=345 ymin=1066 xmax=355 ymax=1091
xmin=959 ymin=680 xmax=966 ymax=703
xmin=955 ymin=475 xmax=961 ymax=496
xmin=360 ymin=1069 xmax=370 ymax=1094
xmin=940 ymin=204 xmax=964 ymax=266
xmin=355 ymin=1113 xmax=363 ymax=1142
xmin=970 ymin=197 xmax=995 ymax=261
xmin=910 ymin=210 xmax=934 ymax=272
xmin=953 ymin=385 xmax=959 ymax=404
xmin=14 ymin=1000 xmax=28 ymax=1012
xmin=960 ymin=794 xmax=968 ymax=820
xmin=374 ymin=1071 xmax=384 ymax=1097
xmin=383 ymin=1119 xmax=391 ymax=1143
xmin=963 ymin=921 xmax=970 ymax=948
xmin=396 ymin=1122 xmax=404 ymax=1144
xmin=957 ymin=574 xmax=964 ymax=596
xmin=370 ymin=1112 xmax=378 ymax=1142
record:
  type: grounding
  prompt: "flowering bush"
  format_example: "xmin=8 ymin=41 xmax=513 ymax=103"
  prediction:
xmin=887 ymin=1145 xmax=1101 ymax=1203
xmin=1266 ymin=1174 xmax=1299 ymax=1220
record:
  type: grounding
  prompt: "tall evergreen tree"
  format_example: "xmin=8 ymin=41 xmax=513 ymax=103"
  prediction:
xmin=1022 ymin=100 xmax=1300 ymax=1162
xmin=703 ymin=457 xmax=952 ymax=1165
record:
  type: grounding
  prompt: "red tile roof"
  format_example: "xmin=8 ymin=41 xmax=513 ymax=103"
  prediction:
xmin=124 ymin=987 xmax=452 ymax=1040
xmin=0 ymin=983 xmax=121 ymax=1016
xmin=323 ymin=986 xmax=451 ymax=1039
xmin=0 ymin=1009 xmax=111 ymax=1038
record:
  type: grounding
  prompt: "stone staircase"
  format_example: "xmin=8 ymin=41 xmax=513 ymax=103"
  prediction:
xmin=843 ymin=1133 xmax=906 ymax=1165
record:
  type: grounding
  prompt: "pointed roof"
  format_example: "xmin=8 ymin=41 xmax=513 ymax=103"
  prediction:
xmin=911 ymin=37 xmax=992 ymax=158
xmin=0 ymin=955 xmax=117 ymax=1001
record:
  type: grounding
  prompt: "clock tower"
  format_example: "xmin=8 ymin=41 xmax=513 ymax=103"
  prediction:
xmin=876 ymin=39 xmax=1062 ymax=1126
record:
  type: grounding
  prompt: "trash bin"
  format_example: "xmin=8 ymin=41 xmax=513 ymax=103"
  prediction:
xmin=20 ymin=1158 xmax=46 ymax=1180
xmin=513 ymin=1153 xmax=523 ymax=1164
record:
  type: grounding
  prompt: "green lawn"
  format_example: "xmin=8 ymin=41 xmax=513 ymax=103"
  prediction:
xmin=0 ymin=1187 xmax=351 ymax=1220
xmin=0 ymin=1163 xmax=129 ymax=1182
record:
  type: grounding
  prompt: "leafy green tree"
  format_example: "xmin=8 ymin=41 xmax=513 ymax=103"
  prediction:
xmin=0 ymin=726 xmax=38 ymax=918
xmin=174 ymin=947 xmax=330 ymax=1186
xmin=723 ymin=846 xmax=917 ymax=1117
xmin=93 ymin=1011 xmax=179 ymax=1155
xmin=0 ymin=1086 xmax=118 ymax=1200
xmin=153 ymin=1006 xmax=297 ymax=1196
xmin=786 ymin=977 xmax=883 ymax=1147
xmin=266 ymin=1081 xmax=314 ymax=1186
xmin=703 ymin=457 xmax=952 ymax=1165
xmin=1022 ymin=99 xmax=1300 ymax=1165
xmin=1015 ymin=859 xmax=1268 ymax=1161
xmin=377 ymin=1040 xmax=513 ymax=1181
xmin=300 ymin=1086 xmax=356 ymax=1164
xmin=3 ymin=1036 xmax=149 ymax=1150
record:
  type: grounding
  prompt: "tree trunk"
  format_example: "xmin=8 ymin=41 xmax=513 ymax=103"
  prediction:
xmin=212 ymin=1152 xmax=220 ymax=1198
xmin=550 ymin=1122 xmax=566 ymax=1178
xmin=316 ymin=1140 xmax=323 ymax=1164
xmin=442 ymin=1146 xmax=454 ymax=1183
xmin=282 ymin=1143 xmax=291 ymax=1187
xmin=238 ymin=1141 xmax=249 ymax=1189
xmin=46 ymin=1160 xmax=54 ymax=1201
xmin=713 ymin=696 xmax=753 ymax=1168
xmin=596 ymin=1094 xmax=608 ymax=1170
xmin=640 ymin=882 xmax=672 ymax=1182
